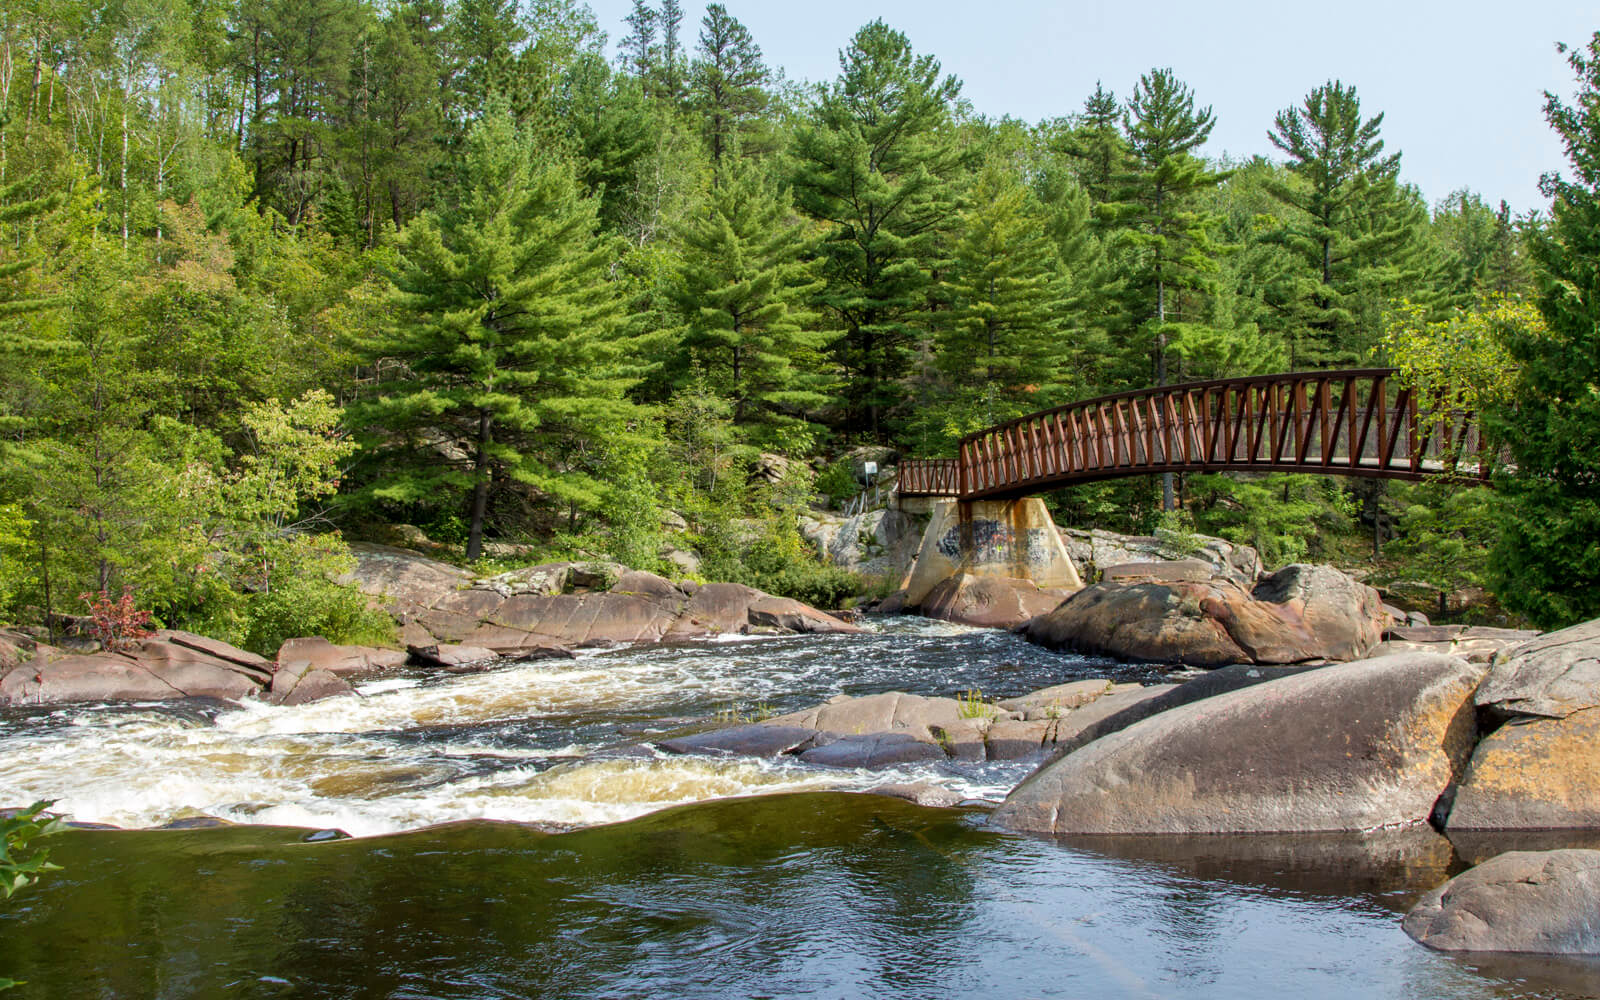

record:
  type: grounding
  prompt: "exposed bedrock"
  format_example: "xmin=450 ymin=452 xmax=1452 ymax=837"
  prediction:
xmin=991 ymin=652 xmax=1488 ymax=835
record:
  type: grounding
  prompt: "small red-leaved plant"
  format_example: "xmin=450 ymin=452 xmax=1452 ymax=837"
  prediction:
xmin=80 ymin=588 xmax=155 ymax=652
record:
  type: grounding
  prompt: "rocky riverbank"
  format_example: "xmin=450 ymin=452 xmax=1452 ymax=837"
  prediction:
xmin=0 ymin=545 xmax=861 ymax=708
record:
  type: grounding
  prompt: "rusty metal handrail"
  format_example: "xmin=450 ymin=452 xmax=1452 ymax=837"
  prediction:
xmin=898 ymin=369 xmax=1493 ymax=500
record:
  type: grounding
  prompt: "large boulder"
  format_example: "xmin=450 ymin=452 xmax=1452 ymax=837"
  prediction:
xmin=991 ymin=652 xmax=1488 ymax=835
xmin=266 ymin=658 xmax=354 ymax=706
xmin=918 ymin=574 xmax=1067 ymax=630
xmin=1020 ymin=563 xmax=1389 ymax=667
xmin=1475 ymin=619 xmax=1600 ymax=720
xmin=1404 ymin=850 xmax=1600 ymax=953
xmin=1446 ymin=708 xmax=1600 ymax=830
xmin=1251 ymin=563 xmax=1388 ymax=661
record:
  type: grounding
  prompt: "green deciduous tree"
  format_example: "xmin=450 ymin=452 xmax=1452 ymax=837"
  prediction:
xmin=1486 ymin=34 xmax=1600 ymax=628
xmin=358 ymin=109 xmax=627 ymax=560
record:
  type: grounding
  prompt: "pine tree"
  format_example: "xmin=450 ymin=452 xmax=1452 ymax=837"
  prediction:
xmin=357 ymin=110 xmax=627 ymax=560
xmin=1098 ymin=69 xmax=1231 ymax=509
xmin=690 ymin=4 xmax=770 ymax=176
xmin=1065 ymin=82 xmax=1126 ymax=206
xmin=791 ymin=20 xmax=962 ymax=438
xmin=1264 ymin=80 xmax=1424 ymax=365
xmin=656 ymin=0 xmax=686 ymax=104
xmin=1487 ymin=34 xmax=1600 ymax=627
xmin=618 ymin=0 xmax=657 ymax=81
xmin=0 ymin=174 xmax=70 ymax=446
xmin=1103 ymin=70 xmax=1229 ymax=387
xmin=672 ymin=155 xmax=827 ymax=428
xmin=937 ymin=160 xmax=1067 ymax=425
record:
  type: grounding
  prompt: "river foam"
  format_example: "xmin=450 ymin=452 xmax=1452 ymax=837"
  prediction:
xmin=0 ymin=619 xmax=1135 ymax=836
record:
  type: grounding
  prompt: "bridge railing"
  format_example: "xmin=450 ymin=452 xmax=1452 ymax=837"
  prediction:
xmin=897 ymin=458 xmax=960 ymax=497
xmin=901 ymin=369 xmax=1493 ymax=500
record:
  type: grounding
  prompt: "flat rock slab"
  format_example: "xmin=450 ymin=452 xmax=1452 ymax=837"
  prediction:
xmin=992 ymin=652 xmax=1488 ymax=835
xmin=658 ymin=725 xmax=820 ymax=758
xmin=275 ymin=637 xmax=408 ymax=676
xmin=1371 ymin=625 xmax=1541 ymax=665
xmin=0 ymin=630 xmax=274 ymax=706
xmin=1405 ymin=850 xmax=1600 ymax=953
xmin=1041 ymin=684 xmax=1178 ymax=754
xmin=1476 ymin=619 xmax=1600 ymax=720
xmin=998 ymin=679 xmax=1114 ymax=718
xmin=799 ymin=732 xmax=946 ymax=768
xmin=406 ymin=644 xmax=500 ymax=668
xmin=1050 ymin=664 xmax=1329 ymax=758
xmin=1447 ymin=707 xmax=1600 ymax=830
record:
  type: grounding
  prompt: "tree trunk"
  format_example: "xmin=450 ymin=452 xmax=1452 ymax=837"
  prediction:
xmin=466 ymin=410 xmax=493 ymax=561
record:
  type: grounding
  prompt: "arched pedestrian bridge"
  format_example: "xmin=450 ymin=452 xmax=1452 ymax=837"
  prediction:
xmin=898 ymin=369 xmax=1491 ymax=502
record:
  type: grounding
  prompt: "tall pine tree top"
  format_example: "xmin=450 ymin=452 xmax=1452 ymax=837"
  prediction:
xmin=791 ymin=19 xmax=962 ymax=437
xmin=672 ymin=154 xmax=828 ymax=427
xmin=1264 ymin=80 xmax=1423 ymax=365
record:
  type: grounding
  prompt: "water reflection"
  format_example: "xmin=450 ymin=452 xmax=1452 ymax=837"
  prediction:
xmin=1 ymin=793 xmax=1595 ymax=999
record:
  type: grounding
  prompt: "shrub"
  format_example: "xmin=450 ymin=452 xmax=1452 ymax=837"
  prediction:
xmin=814 ymin=459 xmax=860 ymax=507
xmin=240 ymin=575 xmax=394 ymax=656
xmin=79 ymin=588 xmax=155 ymax=650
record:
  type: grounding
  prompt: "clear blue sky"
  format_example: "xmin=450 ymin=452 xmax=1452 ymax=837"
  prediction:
xmin=583 ymin=0 xmax=1599 ymax=214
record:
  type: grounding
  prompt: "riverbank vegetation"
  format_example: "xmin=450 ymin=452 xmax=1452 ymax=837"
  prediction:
xmin=0 ymin=2 xmax=1596 ymax=643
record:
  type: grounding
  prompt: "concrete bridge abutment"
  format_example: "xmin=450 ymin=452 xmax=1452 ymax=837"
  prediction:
xmin=901 ymin=498 xmax=1083 ymax=607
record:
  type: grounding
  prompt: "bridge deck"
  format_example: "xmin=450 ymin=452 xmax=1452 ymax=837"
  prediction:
xmin=899 ymin=369 xmax=1492 ymax=501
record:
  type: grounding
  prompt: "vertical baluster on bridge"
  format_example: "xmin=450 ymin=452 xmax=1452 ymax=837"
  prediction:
xmin=1375 ymin=375 xmax=1391 ymax=470
xmin=1345 ymin=376 xmax=1359 ymax=469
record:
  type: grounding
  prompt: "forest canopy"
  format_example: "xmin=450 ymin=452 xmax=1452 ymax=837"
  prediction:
xmin=0 ymin=1 xmax=1595 ymax=637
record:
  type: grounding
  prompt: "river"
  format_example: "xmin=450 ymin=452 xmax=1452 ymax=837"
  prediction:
xmin=1 ymin=620 xmax=1595 ymax=998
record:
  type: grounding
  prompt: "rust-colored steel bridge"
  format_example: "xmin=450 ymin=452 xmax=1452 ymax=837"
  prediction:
xmin=898 ymin=369 xmax=1492 ymax=502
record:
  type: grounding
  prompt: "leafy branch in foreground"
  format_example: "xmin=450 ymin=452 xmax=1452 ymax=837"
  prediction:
xmin=1 ymin=801 xmax=65 ymax=901
xmin=2 ymin=800 xmax=67 ymax=988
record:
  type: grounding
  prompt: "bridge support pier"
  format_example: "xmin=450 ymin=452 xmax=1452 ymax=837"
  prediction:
xmin=901 ymin=498 xmax=1083 ymax=607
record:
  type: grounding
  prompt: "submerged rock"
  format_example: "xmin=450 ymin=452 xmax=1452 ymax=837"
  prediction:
xmin=1404 ymin=850 xmax=1600 ymax=954
xmin=991 ymin=652 xmax=1487 ymax=835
